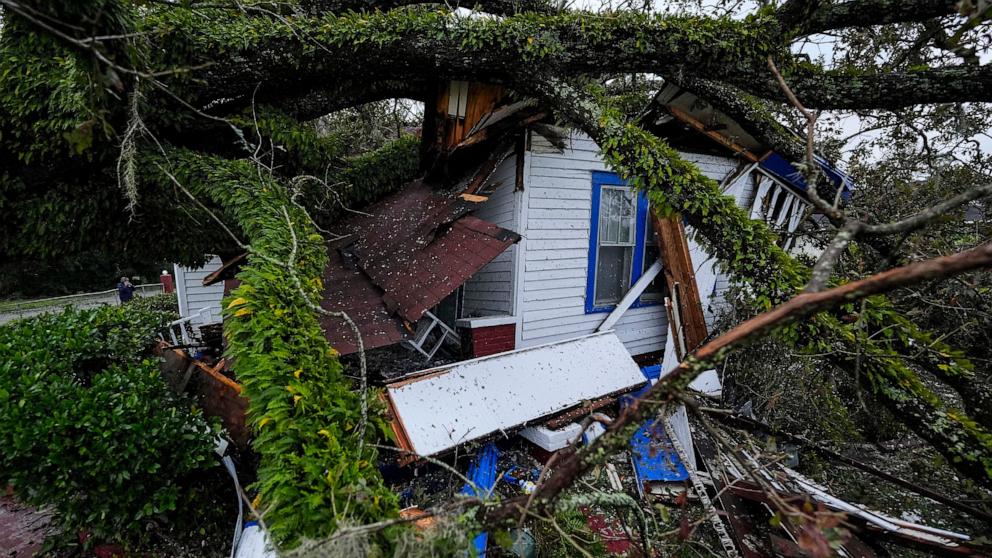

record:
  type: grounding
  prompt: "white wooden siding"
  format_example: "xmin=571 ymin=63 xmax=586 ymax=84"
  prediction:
xmin=518 ymin=135 xmax=749 ymax=355
xmin=460 ymin=154 xmax=520 ymax=317
xmin=465 ymin=131 xmax=801 ymax=356
xmin=173 ymin=255 xmax=224 ymax=326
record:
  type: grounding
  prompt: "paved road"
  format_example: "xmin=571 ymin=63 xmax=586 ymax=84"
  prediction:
xmin=0 ymin=494 xmax=51 ymax=557
xmin=0 ymin=285 xmax=163 ymax=325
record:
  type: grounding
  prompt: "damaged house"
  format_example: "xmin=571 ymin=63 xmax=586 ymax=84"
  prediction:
xmin=172 ymin=79 xmax=854 ymax=457
xmin=176 ymin=81 xmax=848 ymax=368
xmin=167 ymin=82 xmax=988 ymax=557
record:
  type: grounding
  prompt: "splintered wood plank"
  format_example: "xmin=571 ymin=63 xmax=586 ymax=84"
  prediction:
xmin=652 ymin=213 xmax=709 ymax=353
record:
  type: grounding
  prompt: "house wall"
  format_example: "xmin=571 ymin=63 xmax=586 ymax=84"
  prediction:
xmin=460 ymin=154 xmax=520 ymax=317
xmin=173 ymin=255 xmax=225 ymax=326
xmin=515 ymin=132 xmax=743 ymax=356
xmin=461 ymin=131 xmax=810 ymax=358
xmin=693 ymin=166 xmax=758 ymax=328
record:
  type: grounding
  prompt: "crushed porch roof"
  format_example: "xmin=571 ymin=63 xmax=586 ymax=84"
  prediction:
xmin=320 ymin=180 xmax=520 ymax=355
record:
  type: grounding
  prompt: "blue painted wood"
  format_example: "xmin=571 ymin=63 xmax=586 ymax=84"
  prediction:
xmin=629 ymin=422 xmax=689 ymax=485
xmin=622 ymin=368 xmax=689 ymax=495
xmin=760 ymin=152 xmax=855 ymax=202
xmin=586 ymin=171 xmax=661 ymax=314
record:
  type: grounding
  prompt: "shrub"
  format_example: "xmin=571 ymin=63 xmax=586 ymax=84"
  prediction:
xmin=0 ymin=304 xmax=216 ymax=543
xmin=127 ymin=292 xmax=180 ymax=320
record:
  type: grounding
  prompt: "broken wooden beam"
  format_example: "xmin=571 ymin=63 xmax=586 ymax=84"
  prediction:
xmin=652 ymin=213 xmax=709 ymax=355
xmin=665 ymin=105 xmax=760 ymax=163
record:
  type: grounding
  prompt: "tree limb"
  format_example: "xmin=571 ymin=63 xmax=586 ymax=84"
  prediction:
xmin=484 ymin=240 xmax=992 ymax=525
xmin=788 ymin=0 xmax=960 ymax=37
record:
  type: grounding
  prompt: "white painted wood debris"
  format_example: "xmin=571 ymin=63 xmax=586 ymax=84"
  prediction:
xmin=386 ymin=331 xmax=647 ymax=456
xmin=518 ymin=423 xmax=584 ymax=452
xmin=173 ymin=255 xmax=224 ymax=326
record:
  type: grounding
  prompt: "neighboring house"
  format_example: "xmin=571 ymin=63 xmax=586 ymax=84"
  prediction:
xmin=173 ymin=81 xmax=854 ymax=369
xmin=173 ymin=255 xmax=225 ymax=327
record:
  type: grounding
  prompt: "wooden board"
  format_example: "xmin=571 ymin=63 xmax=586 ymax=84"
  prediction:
xmin=652 ymin=213 xmax=709 ymax=354
xmin=386 ymin=332 xmax=647 ymax=456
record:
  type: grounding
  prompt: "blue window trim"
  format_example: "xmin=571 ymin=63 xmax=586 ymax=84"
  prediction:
xmin=586 ymin=171 xmax=662 ymax=314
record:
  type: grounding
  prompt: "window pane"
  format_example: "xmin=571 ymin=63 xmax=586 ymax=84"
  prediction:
xmin=618 ymin=190 xmax=635 ymax=243
xmin=595 ymin=245 xmax=632 ymax=306
xmin=599 ymin=188 xmax=635 ymax=246
xmin=600 ymin=190 xmax=618 ymax=243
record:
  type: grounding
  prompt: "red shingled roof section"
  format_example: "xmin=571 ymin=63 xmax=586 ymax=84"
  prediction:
xmin=319 ymin=181 xmax=519 ymax=355
xmin=319 ymin=248 xmax=409 ymax=356
xmin=380 ymin=216 xmax=519 ymax=321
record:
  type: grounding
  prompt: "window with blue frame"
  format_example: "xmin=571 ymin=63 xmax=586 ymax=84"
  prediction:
xmin=586 ymin=171 xmax=664 ymax=313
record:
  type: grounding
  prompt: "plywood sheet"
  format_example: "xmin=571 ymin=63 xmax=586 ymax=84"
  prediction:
xmin=386 ymin=332 xmax=647 ymax=456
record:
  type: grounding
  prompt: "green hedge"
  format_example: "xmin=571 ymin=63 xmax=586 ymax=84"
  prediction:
xmin=0 ymin=304 xmax=216 ymax=542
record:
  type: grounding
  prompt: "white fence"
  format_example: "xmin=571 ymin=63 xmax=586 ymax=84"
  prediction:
xmin=0 ymin=283 xmax=165 ymax=325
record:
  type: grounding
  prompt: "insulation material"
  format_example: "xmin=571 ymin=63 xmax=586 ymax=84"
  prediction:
xmin=386 ymin=332 xmax=647 ymax=456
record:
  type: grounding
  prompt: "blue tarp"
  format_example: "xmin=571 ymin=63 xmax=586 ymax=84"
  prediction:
xmin=460 ymin=442 xmax=500 ymax=556
xmin=760 ymin=152 xmax=855 ymax=202
xmin=623 ymin=367 xmax=689 ymax=495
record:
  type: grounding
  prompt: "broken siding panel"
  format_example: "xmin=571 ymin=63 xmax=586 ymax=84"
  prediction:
xmin=461 ymin=155 xmax=520 ymax=317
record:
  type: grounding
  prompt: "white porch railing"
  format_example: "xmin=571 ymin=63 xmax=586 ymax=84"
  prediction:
xmin=162 ymin=306 xmax=216 ymax=346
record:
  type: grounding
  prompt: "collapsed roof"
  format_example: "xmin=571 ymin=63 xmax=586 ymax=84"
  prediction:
xmin=319 ymin=180 xmax=520 ymax=355
xmin=651 ymin=83 xmax=856 ymax=201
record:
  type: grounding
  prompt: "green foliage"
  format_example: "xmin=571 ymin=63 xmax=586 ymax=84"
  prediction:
xmin=336 ymin=133 xmax=421 ymax=207
xmin=590 ymin=103 xmax=992 ymax=485
xmin=0 ymin=304 xmax=216 ymax=543
xmin=128 ymin=292 xmax=180 ymax=320
xmin=143 ymin=6 xmax=773 ymax=90
xmin=150 ymin=149 xmax=398 ymax=549
xmin=531 ymin=507 xmax=607 ymax=558
xmin=235 ymin=108 xmax=349 ymax=174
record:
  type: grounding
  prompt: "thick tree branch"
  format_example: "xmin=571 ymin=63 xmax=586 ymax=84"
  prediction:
xmin=789 ymin=0 xmax=959 ymax=37
xmin=863 ymin=183 xmax=992 ymax=236
xmin=483 ymin=240 xmax=992 ymax=525
xmin=298 ymin=0 xmax=559 ymax=16
xmin=731 ymin=63 xmax=992 ymax=110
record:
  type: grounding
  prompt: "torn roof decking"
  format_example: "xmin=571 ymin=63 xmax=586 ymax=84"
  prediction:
xmin=652 ymin=83 xmax=856 ymax=201
xmin=385 ymin=332 xmax=648 ymax=457
xmin=320 ymin=180 xmax=520 ymax=355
